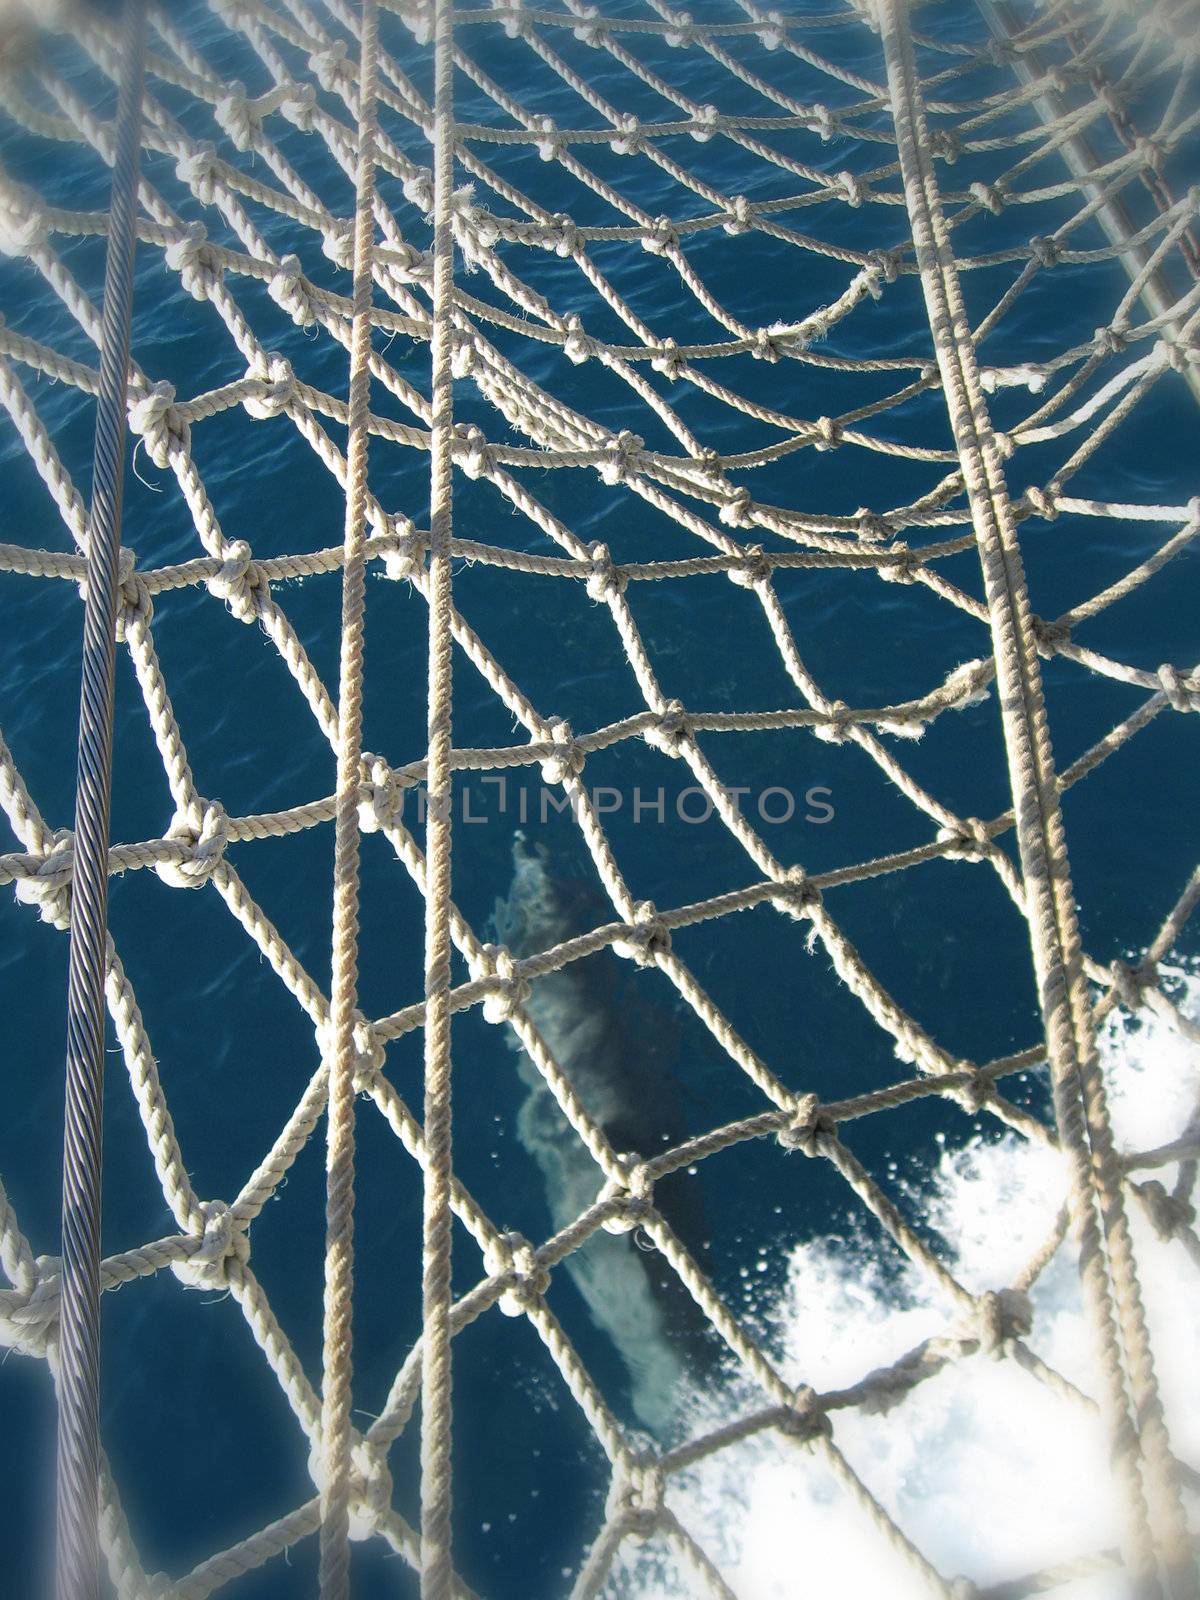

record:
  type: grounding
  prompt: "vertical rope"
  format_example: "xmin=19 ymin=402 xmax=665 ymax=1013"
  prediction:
xmin=421 ymin=2 xmax=458 ymax=1594
xmin=319 ymin=2 xmax=379 ymax=1594
xmin=878 ymin=2 xmax=1191 ymax=1591
xmin=55 ymin=3 xmax=146 ymax=1596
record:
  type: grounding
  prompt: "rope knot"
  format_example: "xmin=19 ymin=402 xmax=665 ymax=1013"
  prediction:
xmin=0 ymin=1255 xmax=59 ymax=1358
xmin=156 ymin=800 xmax=229 ymax=889
xmin=878 ymin=550 xmax=920 ymax=584
xmin=651 ymin=336 xmax=685 ymax=381
xmin=208 ymin=539 xmax=267 ymax=623
xmin=1137 ymin=1180 xmax=1195 ymax=1242
xmin=691 ymin=102 xmax=720 ymax=142
xmin=496 ymin=0 xmax=529 ymax=39
xmin=320 ymin=218 xmax=355 ymax=271
xmin=810 ymin=103 xmax=840 ymax=142
xmin=1028 ymin=234 xmax=1061 ymax=269
xmin=752 ymin=325 xmax=784 ymax=363
xmin=854 ymin=507 xmax=890 ymax=542
xmin=551 ymin=212 xmax=581 ymax=258
xmin=1109 ymin=957 xmax=1155 ymax=1011
xmin=172 ymin=1200 xmax=249 ymax=1291
xmin=990 ymin=430 xmax=1014 ymax=460
xmin=1033 ymin=617 xmax=1071 ymax=656
xmin=814 ymin=699 xmax=852 ymax=744
xmin=454 ymin=422 xmax=494 ymax=481
xmin=835 ymin=170 xmax=869 ymax=209
xmin=772 ymin=865 xmax=822 ymax=922
xmin=164 ymin=222 xmax=222 ymax=301
xmin=728 ymin=544 xmax=773 ymax=590
xmin=308 ymin=39 xmax=351 ymax=92
xmin=1024 ymin=484 xmax=1059 ymax=521
xmin=13 ymin=828 xmax=73 ymax=929
xmin=936 ymin=816 xmax=991 ymax=863
xmin=174 ymin=144 xmax=220 ymax=205
xmin=539 ymin=720 xmax=584 ymax=785
xmin=213 ymin=79 xmax=259 ymax=151
xmin=128 ymin=381 xmax=190 ymax=470
xmin=599 ymin=430 xmax=644 ymax=486
xmin=0 ymin=199 xmax=45 ymax=259
xmin=812 ymin=415 xmax=842 ymax=451
xmin=778 ymin=1389 xmax=832 ymax=1445
xmin=475 ymin=943 xmax=531 ymax=1025
xmin=1156 ymin=662 xmax=1198 ymax=712
xmin=280 ymin=80 xmax=317 ymax=132
xmin=612 ymin=114 xmax=643 ymax=157
xmin=607 ymin=1458 xmax=665 ymax=1538
xmin=358 ymin=752 xmax=408 ymax=833
xmin=862 ymin=247 xmax=902 ymax=299
xmin=642 ymin=215 xmax=678 ymax=256
xmin=757 ymin=10 xmax=785 ymax=50
xmin=402 ymin=168 xmax=435 ymax=218
xmin=267 ymin=254 xmax=319 ymax=327
xmin=969 ymin=181 xmax=1006 ymax=216
xmin=563 ymin=314 xmax=595 ymax=365
xmin=928 ymin=127 xmax=960 ymax=164
xmin=719 ymin=485 xmax=754 ymax=528
xmin=1135 ymin=135 xmax=1165 ymax=174
xmin=242 ymin=352 xmax=296 ymax=420
xmin=1095 ymin=323 xmax=1129 ymax=357
xmin=612 ymin=902 xmax=671 ymax=969
xmin=532 ymin=116 xmax=563 ymax=164
xmin=724 ymin=194 xmax=755 ymax=236
xmin=952 ymin=1066 xmax=992 ymax=1116
xmin=116 ymin=564 xmax=153 ymax=641
xmin=347 ymin=1440 xmax=393 ymax=1542
xmin=484 ymin=1230 xmax=549 ymax=1314
xmin=307 ymin=1437 xmax=393 ymax=1541
xmin=601 ymin=1153 xmax=655 ymax=1234
xmin=449 ymin=329 xmax=479 ymax=380
xmin=644 ymin=700 xmax=693 ymax=756
xmin=969 ymin=1288 xmax=1032 ymax=1359
xmin=1158 ymin=338 xmax=1198 ymax=376
xmin=572 ymin=5 xmax=605 ymax=46
xmin=585 ymin=542 xmax=627 ymax=601
xmin=664 ymin=11 xmax=695 ymax=47
xmin=383 ymin=517 xmax=426 ymax=582
xmin=778 ymin=1093 xmax=837 ymax=1156
xmin=316 ymin=1010 xmax=386 ymax=1088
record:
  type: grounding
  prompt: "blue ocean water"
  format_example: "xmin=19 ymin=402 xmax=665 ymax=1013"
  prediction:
xmin=0 ymin=4 xmax=1197 ymax=1596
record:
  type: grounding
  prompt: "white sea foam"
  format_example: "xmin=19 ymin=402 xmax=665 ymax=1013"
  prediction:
xmin=619 ymin=969 xmax=1200 ymax=1599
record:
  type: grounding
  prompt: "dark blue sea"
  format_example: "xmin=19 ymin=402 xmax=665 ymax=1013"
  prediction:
xmin=1 ymin=3 xmax=1197 ymax=1596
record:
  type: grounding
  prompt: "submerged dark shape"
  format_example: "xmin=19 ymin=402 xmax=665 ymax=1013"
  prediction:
xmin=492 ymin=835 xmax=719 ymax=1432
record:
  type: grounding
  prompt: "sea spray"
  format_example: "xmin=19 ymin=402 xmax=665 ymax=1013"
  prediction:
xmin=619 ymin=969 xmax=1200 ymax=1598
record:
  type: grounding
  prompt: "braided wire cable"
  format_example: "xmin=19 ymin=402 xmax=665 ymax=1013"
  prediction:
xmin=56 ymin=3 xmax=147 ymax=1598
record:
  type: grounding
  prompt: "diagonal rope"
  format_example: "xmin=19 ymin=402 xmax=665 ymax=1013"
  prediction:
xmin=319 ymin=1 xmax=380 ymax=1594
xmin=421 ymin=3 xmax=460 ymax=1596
xmin=879 ymin=1 xmax=1193 ymax=1591
xmin=56 ymin=4 xmax=146 ymax=1598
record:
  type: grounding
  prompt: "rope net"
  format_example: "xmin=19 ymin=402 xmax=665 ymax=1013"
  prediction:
xmin=0 ymin=0 xmax=1198 ymax=1594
